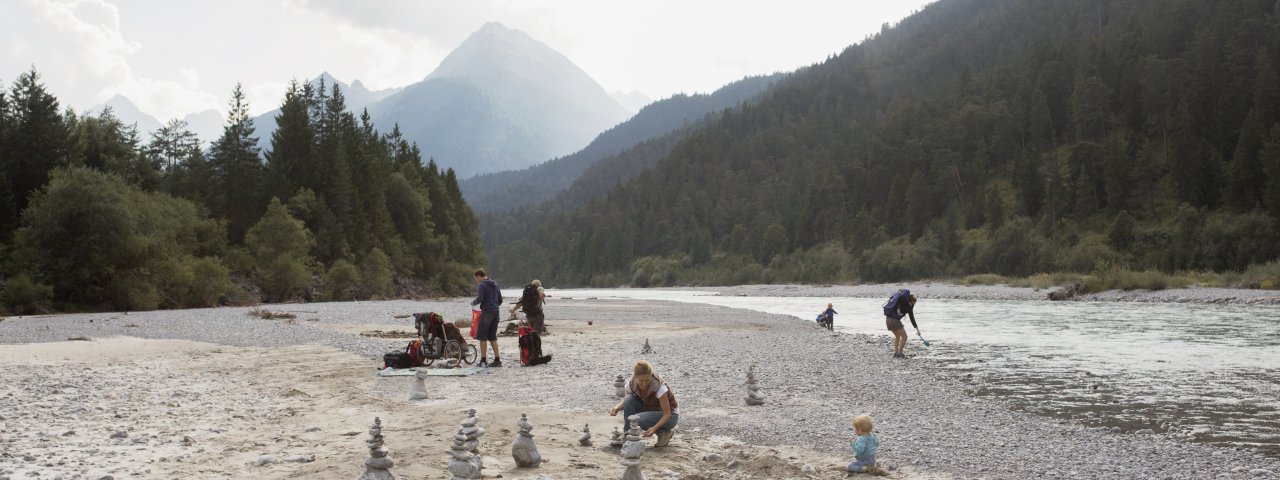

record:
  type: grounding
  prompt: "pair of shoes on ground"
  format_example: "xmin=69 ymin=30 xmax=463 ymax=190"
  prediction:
xmin=654 ymin=429 xmax=674 ymax=447
xmin=479 ymin=358 xmax=503 ymax=368
xmin=892 ymin=352 xmax=907 ymax=359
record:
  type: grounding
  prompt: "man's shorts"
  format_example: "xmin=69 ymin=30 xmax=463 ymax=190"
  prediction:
xmin=476 ymin=310 xmax=500 ymax=341
xmin=886 ymin=316 xmax=905 ymax=332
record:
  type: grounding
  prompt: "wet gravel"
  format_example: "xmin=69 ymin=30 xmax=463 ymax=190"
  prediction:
xmin=3 ymin=296 xmax=1280 ymax=479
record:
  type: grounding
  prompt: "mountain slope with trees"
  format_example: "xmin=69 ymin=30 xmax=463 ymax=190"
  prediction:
xmin=493 ymin=0 xmax=1280 ymax=287
xmin=0 ymin=69 xmax=484 ymax=313
xmin=461 ymin=73 xmax=783 ymax=214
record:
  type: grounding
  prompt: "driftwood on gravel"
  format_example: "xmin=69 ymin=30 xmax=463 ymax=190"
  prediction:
xmin=1047 ymin=282 xmax=1087 ymax=301
xmin=247 ymin=308 xmax=297 ymax=320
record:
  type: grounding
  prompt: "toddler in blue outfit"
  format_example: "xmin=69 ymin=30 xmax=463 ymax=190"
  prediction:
xmin=847 ymin=415 xmax=888 ymax=475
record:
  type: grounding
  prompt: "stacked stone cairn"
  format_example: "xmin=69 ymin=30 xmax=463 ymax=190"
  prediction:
xmin=619 ymin=415 xmax=647 ymax=480
xmin=578 ymin=424 xmax=593 ymax=446
xmin=744 ymin=364 xmax=765 ymax=406
xmin=409 ymin=370 xmax=429 ymax=400
xmin=447 ymin=410 xmax=485 ymax=479
xmin=640 ymin=338 xmax=653 ymax=354
xmin=510 ymin=413 xmax=542 ymax=467
xmin=614 ymin=374 xmax=627 ymax=398
xmin=358 ymin=417 xmax=395 ymax=480
xmin=609 ymin=426 xmax=625 ymax=449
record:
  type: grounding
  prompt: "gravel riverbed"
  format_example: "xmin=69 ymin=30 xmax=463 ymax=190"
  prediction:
xmin=2 ymin=292 xmax=1279 ymax=479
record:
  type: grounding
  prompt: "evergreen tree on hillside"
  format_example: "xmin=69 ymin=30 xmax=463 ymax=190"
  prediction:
xmin=0 ymin=86 xmax=16 ymax=239
xmin=265 ymin=80 xmax=317 ymax=202
xmin=208 ymin=84 xmax=264 ymax=243
xmin=3 ymin=68 xmax=69 ymax=222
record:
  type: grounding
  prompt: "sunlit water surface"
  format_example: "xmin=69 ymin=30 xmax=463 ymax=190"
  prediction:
xmin=525 ymin=288 xmax=1280 ymax=455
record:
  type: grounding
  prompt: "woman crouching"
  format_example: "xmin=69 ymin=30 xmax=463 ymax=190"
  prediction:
xmin=609 ymin=360 xmax=679 ymax=446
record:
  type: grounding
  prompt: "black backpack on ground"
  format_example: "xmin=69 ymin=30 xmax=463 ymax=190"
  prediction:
xmin=520 ymin=284 xmax=542 ymax=313
xmin=518 ymin=323 xmax=552 ymax=366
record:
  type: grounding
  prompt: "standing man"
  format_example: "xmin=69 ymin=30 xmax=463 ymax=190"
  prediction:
xmin=511 ymin=279 xmax=547 ymax=333
xmin=471 ymin=269 xmax=503 ymax=367
xmin=882 ymin=289 xmax=918 ymax=358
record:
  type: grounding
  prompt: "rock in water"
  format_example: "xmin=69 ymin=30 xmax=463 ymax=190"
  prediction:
xmin=409 ymin=370 xmax=429 ymax=400
xmin=510 ymin=413 xmax=542 ymax=468
xmin=619 ymin=415 xmax=646 ymax=480
xmin=359 ymin=417 xmax=395 ymax=480
xmin=578 ymin=424 xmax=593 ymax=446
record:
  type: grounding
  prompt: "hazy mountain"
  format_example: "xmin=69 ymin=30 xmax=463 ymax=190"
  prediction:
xmin=252 ymin=72 xmax=401 ymax=151
xmin=181 ymin=109 xmax=224 ymax=146
xmin=368 ymin=22 xmax=630 ymax=178
xmin=611 ymin=90 xmax=653 ymax=114
xmin=87 ymin=95 xmax=163 ymax=138
xmin=462 ymin=74 xmax=783 ymax=214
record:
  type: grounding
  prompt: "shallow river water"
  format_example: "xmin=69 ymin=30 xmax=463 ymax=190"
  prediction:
xmin=535 ymin=288 xmax=1280 ymax=455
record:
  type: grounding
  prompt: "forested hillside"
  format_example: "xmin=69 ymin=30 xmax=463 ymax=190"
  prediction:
xmin=0 ymin=71 xmax=484 ymax=313
xmin=461 ymin=74 xmax=783 ymax=214
xmin=495 ymin=0 xmax=1280 ymax=287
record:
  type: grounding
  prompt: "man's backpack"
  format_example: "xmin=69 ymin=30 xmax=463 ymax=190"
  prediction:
xmin=406 ymin=339 xmax=425 ymax=367
xmin=520 ymin=284 xmax=542 ymax=313
xmin=882 ymin=289 xmax=910 ymax=318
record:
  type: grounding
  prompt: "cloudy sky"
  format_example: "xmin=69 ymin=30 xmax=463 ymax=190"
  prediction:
xmin=1 ymin=0 xmax=935 ymax=121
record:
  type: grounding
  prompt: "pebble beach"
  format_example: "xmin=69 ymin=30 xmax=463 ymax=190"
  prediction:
xmin=2 ymin=285 xmax=1279 ymax=479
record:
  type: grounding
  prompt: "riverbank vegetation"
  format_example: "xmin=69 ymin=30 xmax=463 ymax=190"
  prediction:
xmin=0 ymin=71 xmax=484 ymax=314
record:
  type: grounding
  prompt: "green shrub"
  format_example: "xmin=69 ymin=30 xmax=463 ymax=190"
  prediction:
xmin=1 ymin=274 xmax=53 ymax=314
xmin=959 ymin=274 xmax=1013 ymax=285
xmin=1087 ymin=264 xmax=1192 ymax=291
xmin=246 ymin=198 xmax=315 ymax=301
xmin=360 ymin=248 xmax=394 ymax=298
xmin=325 ymin=260 xmax=361 ymax=301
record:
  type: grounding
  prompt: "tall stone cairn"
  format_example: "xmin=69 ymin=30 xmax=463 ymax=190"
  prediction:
xmin=448 ymin=410 xmax=485 ymax=479
xmin=358 ymin=417 xmax=395 ymax=480
xmin=579 ymin=424 xmax=593 ymax=446
xmin=619 ymin=415 xmax=646 ymax=480
xmin=614 ymin=374 xmax=627 ymax=398
xmin=409 ymin=370 xmax=429 ymax=400
xmin=510 ymin=413 xmax=542 ymax=467
xmin=745 ymin=364 xmax=765 ymax=406
xmin=640 ymin=338 xmax=653 ymax=354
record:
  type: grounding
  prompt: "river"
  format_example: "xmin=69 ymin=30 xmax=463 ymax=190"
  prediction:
xmin=523 ymin=288 xmax=1280 ymax=455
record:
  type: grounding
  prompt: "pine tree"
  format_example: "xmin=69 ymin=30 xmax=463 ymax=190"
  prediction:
xmin=1225 ymin=109 xmax=1266 ymax=209
xmin=265 ymin=80 xmax=316 ymax=201
xmin=1262 ymin=124 xmax=1280 ymax=217
xmin=5 ymin=68 xmax=70 ymax=215
xmin=208 ymin=84 xmax=264 ymax=243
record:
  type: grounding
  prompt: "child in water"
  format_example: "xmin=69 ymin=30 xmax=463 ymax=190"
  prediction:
xmin=846 ymin=415 xmax=888 ymax=475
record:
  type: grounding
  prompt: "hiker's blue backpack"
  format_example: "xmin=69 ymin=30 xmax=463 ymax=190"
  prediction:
xmin=882 ymin=289 xmax=910 ymax=318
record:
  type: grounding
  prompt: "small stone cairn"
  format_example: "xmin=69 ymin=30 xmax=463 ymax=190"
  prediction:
xmin=640 ymin=338 xmax=653 ymax=354
xmin=578 ymin=424 xmax=593 ymax=446
xmin=609 ymin=426 xmax=625 ymax=449
xmin=358 ymin=417 xmax=394 ymax=480
xmin=409 ymin=370 xmax=429 ymax=400
xmin=614 ymin=374 xmax=627 ymax=398
xmin=619 ymin=415 xmax=646 ymax=480
xmin=744 ymin=364 xmax=765 ymax=406
xmin=447 ymin=410 xmax=485 ymax=479
xmin=510 ymin=413 xmax=542 ymax=467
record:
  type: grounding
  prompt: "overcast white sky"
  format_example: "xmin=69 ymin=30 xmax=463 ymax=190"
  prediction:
xmin=1 ymin=0 xmax=935 ymax=121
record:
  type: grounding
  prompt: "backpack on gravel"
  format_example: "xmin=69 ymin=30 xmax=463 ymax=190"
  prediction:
xmin=518 ymin=323 xmax=552 ymax=366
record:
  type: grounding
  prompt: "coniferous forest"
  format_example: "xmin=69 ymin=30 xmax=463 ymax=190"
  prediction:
xmin=0 ymin=73 xmax=484 ymax=313
xmin=484 ymin=0 xmax=1280 ymax=288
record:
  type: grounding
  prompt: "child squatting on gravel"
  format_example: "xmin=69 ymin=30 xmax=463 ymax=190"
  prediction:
xmin=846 ymin=415 xmax=888 ymax=475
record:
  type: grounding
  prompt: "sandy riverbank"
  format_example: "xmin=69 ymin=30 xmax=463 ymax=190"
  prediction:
xmin=1 ymin=296 xmax=1277 ymax=479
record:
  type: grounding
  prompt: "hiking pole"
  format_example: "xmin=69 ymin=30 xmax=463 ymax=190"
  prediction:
xmin=916 ymin=328 xmax=932 ymax=347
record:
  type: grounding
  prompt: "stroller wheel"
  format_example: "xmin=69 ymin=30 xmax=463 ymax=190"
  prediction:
xmin=463 ymin=345 xmax=478 ymax=364
xmin=444 ymin=340 xmax=464 ymax=364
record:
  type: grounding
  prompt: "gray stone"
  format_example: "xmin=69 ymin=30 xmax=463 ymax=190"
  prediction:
xmin=256 ymin=455 xmax=278 ymax=466
xmin=284 ymin=454 xmax=315 ymax=463
xmin=358 ymin=417 xmax=395 ymax=480
xmin=1250 ymin=469 xmax=1273 ymax=476
xmin=510 ymin=413 xmax=542 ymax=468
xmin=615 ymin=375 xmax=627 ymax=398
xmin=409 ymin=370 xmax=429 ymax=400
xmin=620 ymin=415 xmax=647 ymax=480
xmin=578 ymin=424 xmax=592 ymax=447
xmin=109 ymin=431 xmax=127 ymax=439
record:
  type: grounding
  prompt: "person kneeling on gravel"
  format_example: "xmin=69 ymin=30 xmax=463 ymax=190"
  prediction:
xmin=609 ymin=360 xmax=679 ymax=447
xmin=844 ymin=415 xmax=888 ymax=475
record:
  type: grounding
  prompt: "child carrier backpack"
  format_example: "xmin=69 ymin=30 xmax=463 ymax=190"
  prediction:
xmin=406 ymin=339 xmax=425 ymax=366
xmin=882 ymin=289 xmax=910 ymax=318
xmin=520 ymin=284 xmax=542 ymax=313
xmin=518 ymin=323 xmax=552 ymax=366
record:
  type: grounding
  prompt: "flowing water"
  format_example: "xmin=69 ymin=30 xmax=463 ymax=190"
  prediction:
xmin=536 ymin=288 xmax=1280 ymax=455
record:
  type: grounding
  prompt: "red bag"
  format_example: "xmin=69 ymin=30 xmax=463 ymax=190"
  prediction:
xmin=470 ymin=309 xmax=481 ymax=339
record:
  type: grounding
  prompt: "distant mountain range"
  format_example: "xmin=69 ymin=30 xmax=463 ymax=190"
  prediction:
xmin=461 ymin=73 xmax=784 ymax=214
xmin=92 ymin=22 xmax=628 ymax=179
xmin=366 ymin=22 xmax=631 ymax=178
